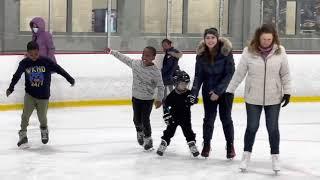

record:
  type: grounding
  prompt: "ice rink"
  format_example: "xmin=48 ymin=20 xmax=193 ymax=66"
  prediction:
xmin=0 ymin=103 xmax=319 ymax=180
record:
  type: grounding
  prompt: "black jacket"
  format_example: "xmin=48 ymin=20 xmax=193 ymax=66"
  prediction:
xmin=191 ymin=37 xmax=235 ymax=98
xmin=8 ymin=56 xmax=74 ymax=99
xmin=161 ymin=47 xmax=181 ymax=85
xmin=164 ymin=89 xmax=191 ymax=122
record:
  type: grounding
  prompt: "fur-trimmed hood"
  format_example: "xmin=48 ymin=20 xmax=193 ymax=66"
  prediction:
xmin=196 ymin=37 xmax=233 ymax=56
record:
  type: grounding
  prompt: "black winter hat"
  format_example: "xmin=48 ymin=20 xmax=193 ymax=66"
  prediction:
xmin=204 ymin=27 xmax=219 ymax=38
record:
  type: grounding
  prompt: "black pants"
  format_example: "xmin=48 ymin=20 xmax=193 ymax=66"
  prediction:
xmin=202 ymin=92 xmax=234 ymax=144
xmin=161 ymin=118 xmax=196 ymax=146
xmin=244 ymin=103 xmax=281 ymax=154
xmin=132 ymin=97 xmax=154 ymax=138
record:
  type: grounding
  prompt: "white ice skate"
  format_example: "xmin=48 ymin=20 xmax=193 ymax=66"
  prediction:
xmin=239 ymin=151 xmax=251 ymax=172
xmin=272 ymin=154 xmax=280 ymax=175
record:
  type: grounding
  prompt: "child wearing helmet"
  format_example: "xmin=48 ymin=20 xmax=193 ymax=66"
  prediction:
xmin=156 ymin=70 xmax=199 ymax=157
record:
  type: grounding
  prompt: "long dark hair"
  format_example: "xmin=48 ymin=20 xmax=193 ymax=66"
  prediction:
xmin=248 ymin=24 xmax=281 ymax=54
xmin=204 ymin=44 xmax=219 ymax=64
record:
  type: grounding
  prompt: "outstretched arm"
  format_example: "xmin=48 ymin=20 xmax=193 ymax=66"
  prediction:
xmin=50 ymin=61 xmax=75 ymax=85
xmin=105 ymin=48 xmax=134 ymax=68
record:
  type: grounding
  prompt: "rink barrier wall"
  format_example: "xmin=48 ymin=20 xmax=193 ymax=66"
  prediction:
xmin=0 ymin=96 xmax=320 ymax=111
xmin=0 ymin=52 xmax=320 ymax=111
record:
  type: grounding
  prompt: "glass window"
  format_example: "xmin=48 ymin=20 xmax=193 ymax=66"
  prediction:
xmin=142 ymin=0 xmax=166 ymax=33
xmin=72 ymin=0 xmax=117 ymax=32
xmin=298 ymin=0 xmax=319 ymax=34
xmin=186 ymin=0 xmax=228 ymax=34
xmin=283 ymin=1 xmax=296 ymax=35
xmin=168 ymin=0 xmax=183 ymax=34
xmin=263 ymin=0 xmax=297 ymax=35
xmin=20 ymin=0 xmax=67 ymax=32
xmin=187 ymin=0 xmax=220 ymax=33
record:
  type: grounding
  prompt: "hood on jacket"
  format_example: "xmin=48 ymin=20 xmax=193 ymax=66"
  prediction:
xmin=196 ymin=37 xmax=232 ymax=56
xmin=30 ymin=17 xmax=46 ymax=34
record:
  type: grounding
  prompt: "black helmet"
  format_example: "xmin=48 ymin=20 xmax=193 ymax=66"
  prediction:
xmin=173 ymin=70 xmax=190 ymax=84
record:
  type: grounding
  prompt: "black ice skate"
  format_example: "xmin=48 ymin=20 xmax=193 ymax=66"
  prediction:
xmin=40 ymin=127 xmax=49 ymax=144
xmin=137 ymin=131 xmax=144 ymax=146
xmin=156 ymin=139 xmax=167 ymax=156
xmin=226 ymin=143 xmax=236 ymax=159
xmin=187 ymin=141 xmax=199 ymax=157
xmin=17 ymin=130 xmax=29 ymax=148
xmin=143 ymin=137 xmax=153 ymax=151
xmin=201 ymin=142 xmax=211 ymax=158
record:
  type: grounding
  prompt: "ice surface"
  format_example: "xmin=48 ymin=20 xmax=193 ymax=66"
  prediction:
xmin=0 ymin=103 xmax=319 ymax=180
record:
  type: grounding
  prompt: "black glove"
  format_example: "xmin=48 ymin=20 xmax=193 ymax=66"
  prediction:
xmin=163 ymin=112 xmax=173 ymax=125
xmin=6 ymin=88 xmax=13 ymax=97
xmin=187 ymin=94 xmax=198 ymax=105
xmin=281 ymin=94 xmax=290 ymax=107
xmin=70 ymin=79 xmax=75 ymax=86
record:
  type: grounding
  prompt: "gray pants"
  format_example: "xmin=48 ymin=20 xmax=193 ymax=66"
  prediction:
xmin=20 ymin=93 xmax=49 ymax=132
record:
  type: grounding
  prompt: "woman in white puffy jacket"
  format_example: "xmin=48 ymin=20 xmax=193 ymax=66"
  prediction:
xmin=226 ymin=24 xmax=291 ymax=173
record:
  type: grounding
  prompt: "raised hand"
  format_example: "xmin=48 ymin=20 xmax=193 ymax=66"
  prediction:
xmin=104 ymin=47 xmax=112 ymax=54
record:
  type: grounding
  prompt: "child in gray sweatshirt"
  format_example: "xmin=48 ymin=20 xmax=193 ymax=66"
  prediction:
xmin=106 ymin=46 xmax=164 ymax=150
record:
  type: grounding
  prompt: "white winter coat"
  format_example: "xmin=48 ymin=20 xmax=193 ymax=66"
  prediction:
xmin=226 ymin=45 xmax=291 ymax=105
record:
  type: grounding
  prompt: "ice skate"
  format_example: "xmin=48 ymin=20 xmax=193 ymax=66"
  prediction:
xmin=187 ymin=141 xmax=199 ymax=157
xmin=40 ymin=127 xmax=49 ymax=144
xmin=272 ymin=154 xmax=280 ymax=175
xmin=136 ymin=131 xmax=144 ymax=146
xmin=143 ymin=137 xmax=153 ymax=151
xmin=201 ymin=142 xmax=211 ymax=158
xmin=239 ymin=151 xmax=251 ymax=172
xmin=156 ymin=139 xmax=167 ymax=156
xmin=226 ymin=143 xmax=236 ymax=160
xmin=17 ymin=130 xmax=29 ymax=148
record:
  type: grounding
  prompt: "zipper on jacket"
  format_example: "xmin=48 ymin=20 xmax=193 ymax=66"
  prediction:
xmin=263 ymin=57 xmax=267 ymax=106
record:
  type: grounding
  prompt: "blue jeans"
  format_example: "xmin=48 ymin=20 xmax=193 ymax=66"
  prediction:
xmin=244 ymin=103 xmax=281 ymax=154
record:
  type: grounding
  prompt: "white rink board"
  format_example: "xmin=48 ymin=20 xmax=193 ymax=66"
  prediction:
xmin=0 ymin=53 xmax=319 ymax=104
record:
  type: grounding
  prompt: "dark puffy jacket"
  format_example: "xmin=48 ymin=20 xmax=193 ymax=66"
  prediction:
xmin=161 ymin=47 xmax=181 ymax=85
xmin=191 ymin=37 xmax=235 ymax=98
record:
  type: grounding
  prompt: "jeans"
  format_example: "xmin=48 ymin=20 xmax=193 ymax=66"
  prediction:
xmin=244 ymin=103 xmax=281 ymax=154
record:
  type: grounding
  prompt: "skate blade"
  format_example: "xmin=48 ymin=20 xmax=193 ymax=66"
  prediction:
xmin=19 ymin=143 xmax=30 ymax=149
xmin=273 ymin=170 xmax=280 ymax=175
xmin=239 ymin=168 xmax=247 ymax=173
xmin=143 ymin=148 xmax=154 ymax=152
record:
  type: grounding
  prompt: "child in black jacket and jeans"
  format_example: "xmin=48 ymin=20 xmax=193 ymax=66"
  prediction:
xmin=156 ymin=70 xmax=199 ymax=157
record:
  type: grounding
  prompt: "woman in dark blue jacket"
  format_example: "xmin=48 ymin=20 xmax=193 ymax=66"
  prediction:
xmin=190 ymin=28 xmax=236 ymax=158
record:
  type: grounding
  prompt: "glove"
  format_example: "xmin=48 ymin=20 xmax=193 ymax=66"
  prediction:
xmin=163 ymin=112 xmax=173 ymax=125
xmin=6 ymin=88 xmax=13 ymax=97
xmin=70 ymin=79 xmax=75 ymax=87
xmin=187 ymin=94 xmax=198 ymax=105
xmin=281 ymin=94 xmax=290 ymax=107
